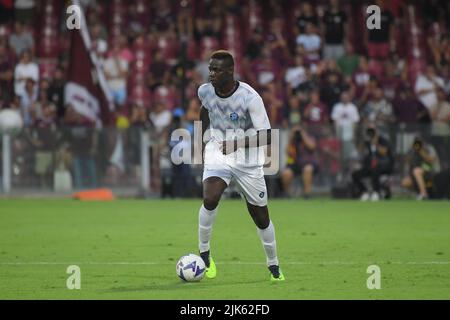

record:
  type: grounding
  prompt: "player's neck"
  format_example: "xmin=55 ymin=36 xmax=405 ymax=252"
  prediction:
xmin=215 ymin=80 xmax=238 ymax=98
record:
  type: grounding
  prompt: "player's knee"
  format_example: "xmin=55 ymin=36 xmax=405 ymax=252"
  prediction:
xmin=255 ymin=216 xmax=270 ymax=229
xmin=248 ymin=204 xmax=270 ymax=229
xmin=203 ymin=196 xmax=220 ymax=211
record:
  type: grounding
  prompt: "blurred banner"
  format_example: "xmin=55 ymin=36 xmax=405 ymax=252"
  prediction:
xmin=65 ymin=0 xmax=114 ymax=127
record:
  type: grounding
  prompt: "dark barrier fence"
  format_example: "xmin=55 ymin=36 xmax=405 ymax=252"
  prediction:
xmin=1 ymin=123 xmax=449 ymax=198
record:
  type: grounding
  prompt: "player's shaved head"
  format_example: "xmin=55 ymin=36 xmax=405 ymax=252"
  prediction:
xmin=210 ymin=50 xmax=234 ymax=68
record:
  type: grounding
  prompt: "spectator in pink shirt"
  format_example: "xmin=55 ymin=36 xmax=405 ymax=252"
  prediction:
xmin=116 ymin=35 xmax=134 ymax=64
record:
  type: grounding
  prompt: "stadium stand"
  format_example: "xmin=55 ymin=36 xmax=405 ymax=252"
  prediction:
xmin=0 ymin=0 xmax=449 ymax=199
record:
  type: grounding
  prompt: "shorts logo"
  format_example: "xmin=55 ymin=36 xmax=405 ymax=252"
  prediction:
xmin=230 ymin=112 xmax=239 ymax=122
xmin=259 ymin=192 xmax=265 ymax=198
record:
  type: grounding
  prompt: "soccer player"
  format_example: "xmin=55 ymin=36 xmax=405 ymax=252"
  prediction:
xmin=197 ymin=50 xmax=285 ymax=281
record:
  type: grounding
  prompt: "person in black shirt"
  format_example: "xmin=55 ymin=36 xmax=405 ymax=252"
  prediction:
xmin=47 ymin=67 xmax=66 ymax=120
xmin=322 ymin=0 xmax=348 ymax=60
xmin=295 ymin=2 xmax=319 ymax=34
xmin=320 ymin=71 xmax=348 ymax=110
xmin=366 ymin=0 xmax=395 ymax=60
xmin=352 ymin=126 xmax=394 ymax=201
xmin=244 ymin=27 xmax=265 ymax=61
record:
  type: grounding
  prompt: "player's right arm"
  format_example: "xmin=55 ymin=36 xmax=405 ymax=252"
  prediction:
xmin=200 ymin=106 xmax=210 ymax=155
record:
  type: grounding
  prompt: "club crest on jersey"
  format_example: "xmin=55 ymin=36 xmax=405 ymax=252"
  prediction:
xmin=230 ymin=112 xmax=239 ymax=122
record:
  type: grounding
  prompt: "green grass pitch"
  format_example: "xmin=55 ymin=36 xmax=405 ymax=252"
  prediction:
xmin=0 ymin=199 xmax=449 ymax=299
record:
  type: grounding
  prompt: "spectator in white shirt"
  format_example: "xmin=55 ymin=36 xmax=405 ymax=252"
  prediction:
xmin=331 ymin=91 xmax=360 ymax=160
xmin=104 ymin=44 xmax=129 ymax=106
xmin=14 ymin=49 xmax=39 ymax=95
xmin=284 ymin=55 xmax=307 ymax=92
xmin=150 ymin=101 xmax=172 ymax=135
xmin=415 ymin=65 xmax=445 ymax=110
xmin=332 ymin=92 xmax=360 ymax=129
xmin=296 ymin=23 xmax=321 ymax=62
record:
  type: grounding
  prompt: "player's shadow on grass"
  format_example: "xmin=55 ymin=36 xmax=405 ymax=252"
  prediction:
xmin=104 ymin=279 xmax=267 ymax=293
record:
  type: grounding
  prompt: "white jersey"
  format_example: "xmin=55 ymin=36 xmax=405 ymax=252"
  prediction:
xmin=198 ymin=81 xmax=271 ymax=168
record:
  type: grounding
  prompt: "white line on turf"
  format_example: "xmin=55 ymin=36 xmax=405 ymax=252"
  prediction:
xmin=0 ymin=261 xmax=449 ymax=265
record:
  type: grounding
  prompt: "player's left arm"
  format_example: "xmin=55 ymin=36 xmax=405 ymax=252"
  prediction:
xmin=221 ymin=96 xmax=271 ymax=155
xmin=221 ymin=129 xmax=272 ymax=155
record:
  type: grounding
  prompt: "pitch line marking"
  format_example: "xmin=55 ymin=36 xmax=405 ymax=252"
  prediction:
xmin=0 ymin=261 xmax=449 ymax=265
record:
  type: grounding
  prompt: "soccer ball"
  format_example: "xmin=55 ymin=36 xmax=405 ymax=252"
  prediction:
xmin=0 ymin=109 xmax=23 ymax=135
xmin=176 ymin=254 xmax=206 ymax=282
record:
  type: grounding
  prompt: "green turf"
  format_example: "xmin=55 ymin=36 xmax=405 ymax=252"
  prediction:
xmin=0 ymin=199 xmax=449 ymax=299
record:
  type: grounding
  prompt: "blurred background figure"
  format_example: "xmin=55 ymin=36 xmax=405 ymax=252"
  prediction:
xmin=281 ymin=125 xmax=318 ymax=199
xmin=322 ymin=0 xmax=348 ymax=60
xmin=415 ymin=64 xmax=445 ymax=111
xmin=352 ymin=126 xmax=394 ymax=201
xmin=331 ymin=91 xmax=359 ymax=173
xmin=365 ymin=0 xmax=395 ymax=60
xmin=429 ymin=89 xmax=450 ymax=170
xmin=104 ymin=43 xmax=129 ymax=107
xmin=64 ymin=106 xmax=98 ymax=190
xmin=168 ymin=108 xmax=194 ymax=198
xmin=401 ymin=136 xmax=440 ymax=200
xmin=14 ymin=49 xmax=38 ymax=96
xmin=8 ymin=21 xmax=34 ymax=56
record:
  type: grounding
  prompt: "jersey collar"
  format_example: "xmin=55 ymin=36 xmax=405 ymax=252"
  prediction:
xmin=214 ymin=81 xmax=240 ymax=99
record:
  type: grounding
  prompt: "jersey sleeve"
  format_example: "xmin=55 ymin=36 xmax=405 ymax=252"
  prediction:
xmin=248 ymin=95 xmax=271 ymax=130
xmin=197 ymin=84 xmax=209 ymax=110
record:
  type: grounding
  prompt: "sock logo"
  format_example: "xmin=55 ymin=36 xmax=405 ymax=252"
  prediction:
xmin=259 ymin=192 xmax=265 ymax=198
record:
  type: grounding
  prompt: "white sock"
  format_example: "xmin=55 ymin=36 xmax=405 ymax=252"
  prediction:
xmin=257 ymin=220 xmax=279 ymax=266
xmin=198 ymin=204 xmax=217 ymax=253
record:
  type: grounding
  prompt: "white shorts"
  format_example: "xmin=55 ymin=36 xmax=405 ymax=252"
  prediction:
xmin=203 ymin=164 xmax=268 ymax=207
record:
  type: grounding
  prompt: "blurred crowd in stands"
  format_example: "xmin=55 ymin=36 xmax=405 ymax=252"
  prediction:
xmin=0 ymin=0 xmax=449 ymax=198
